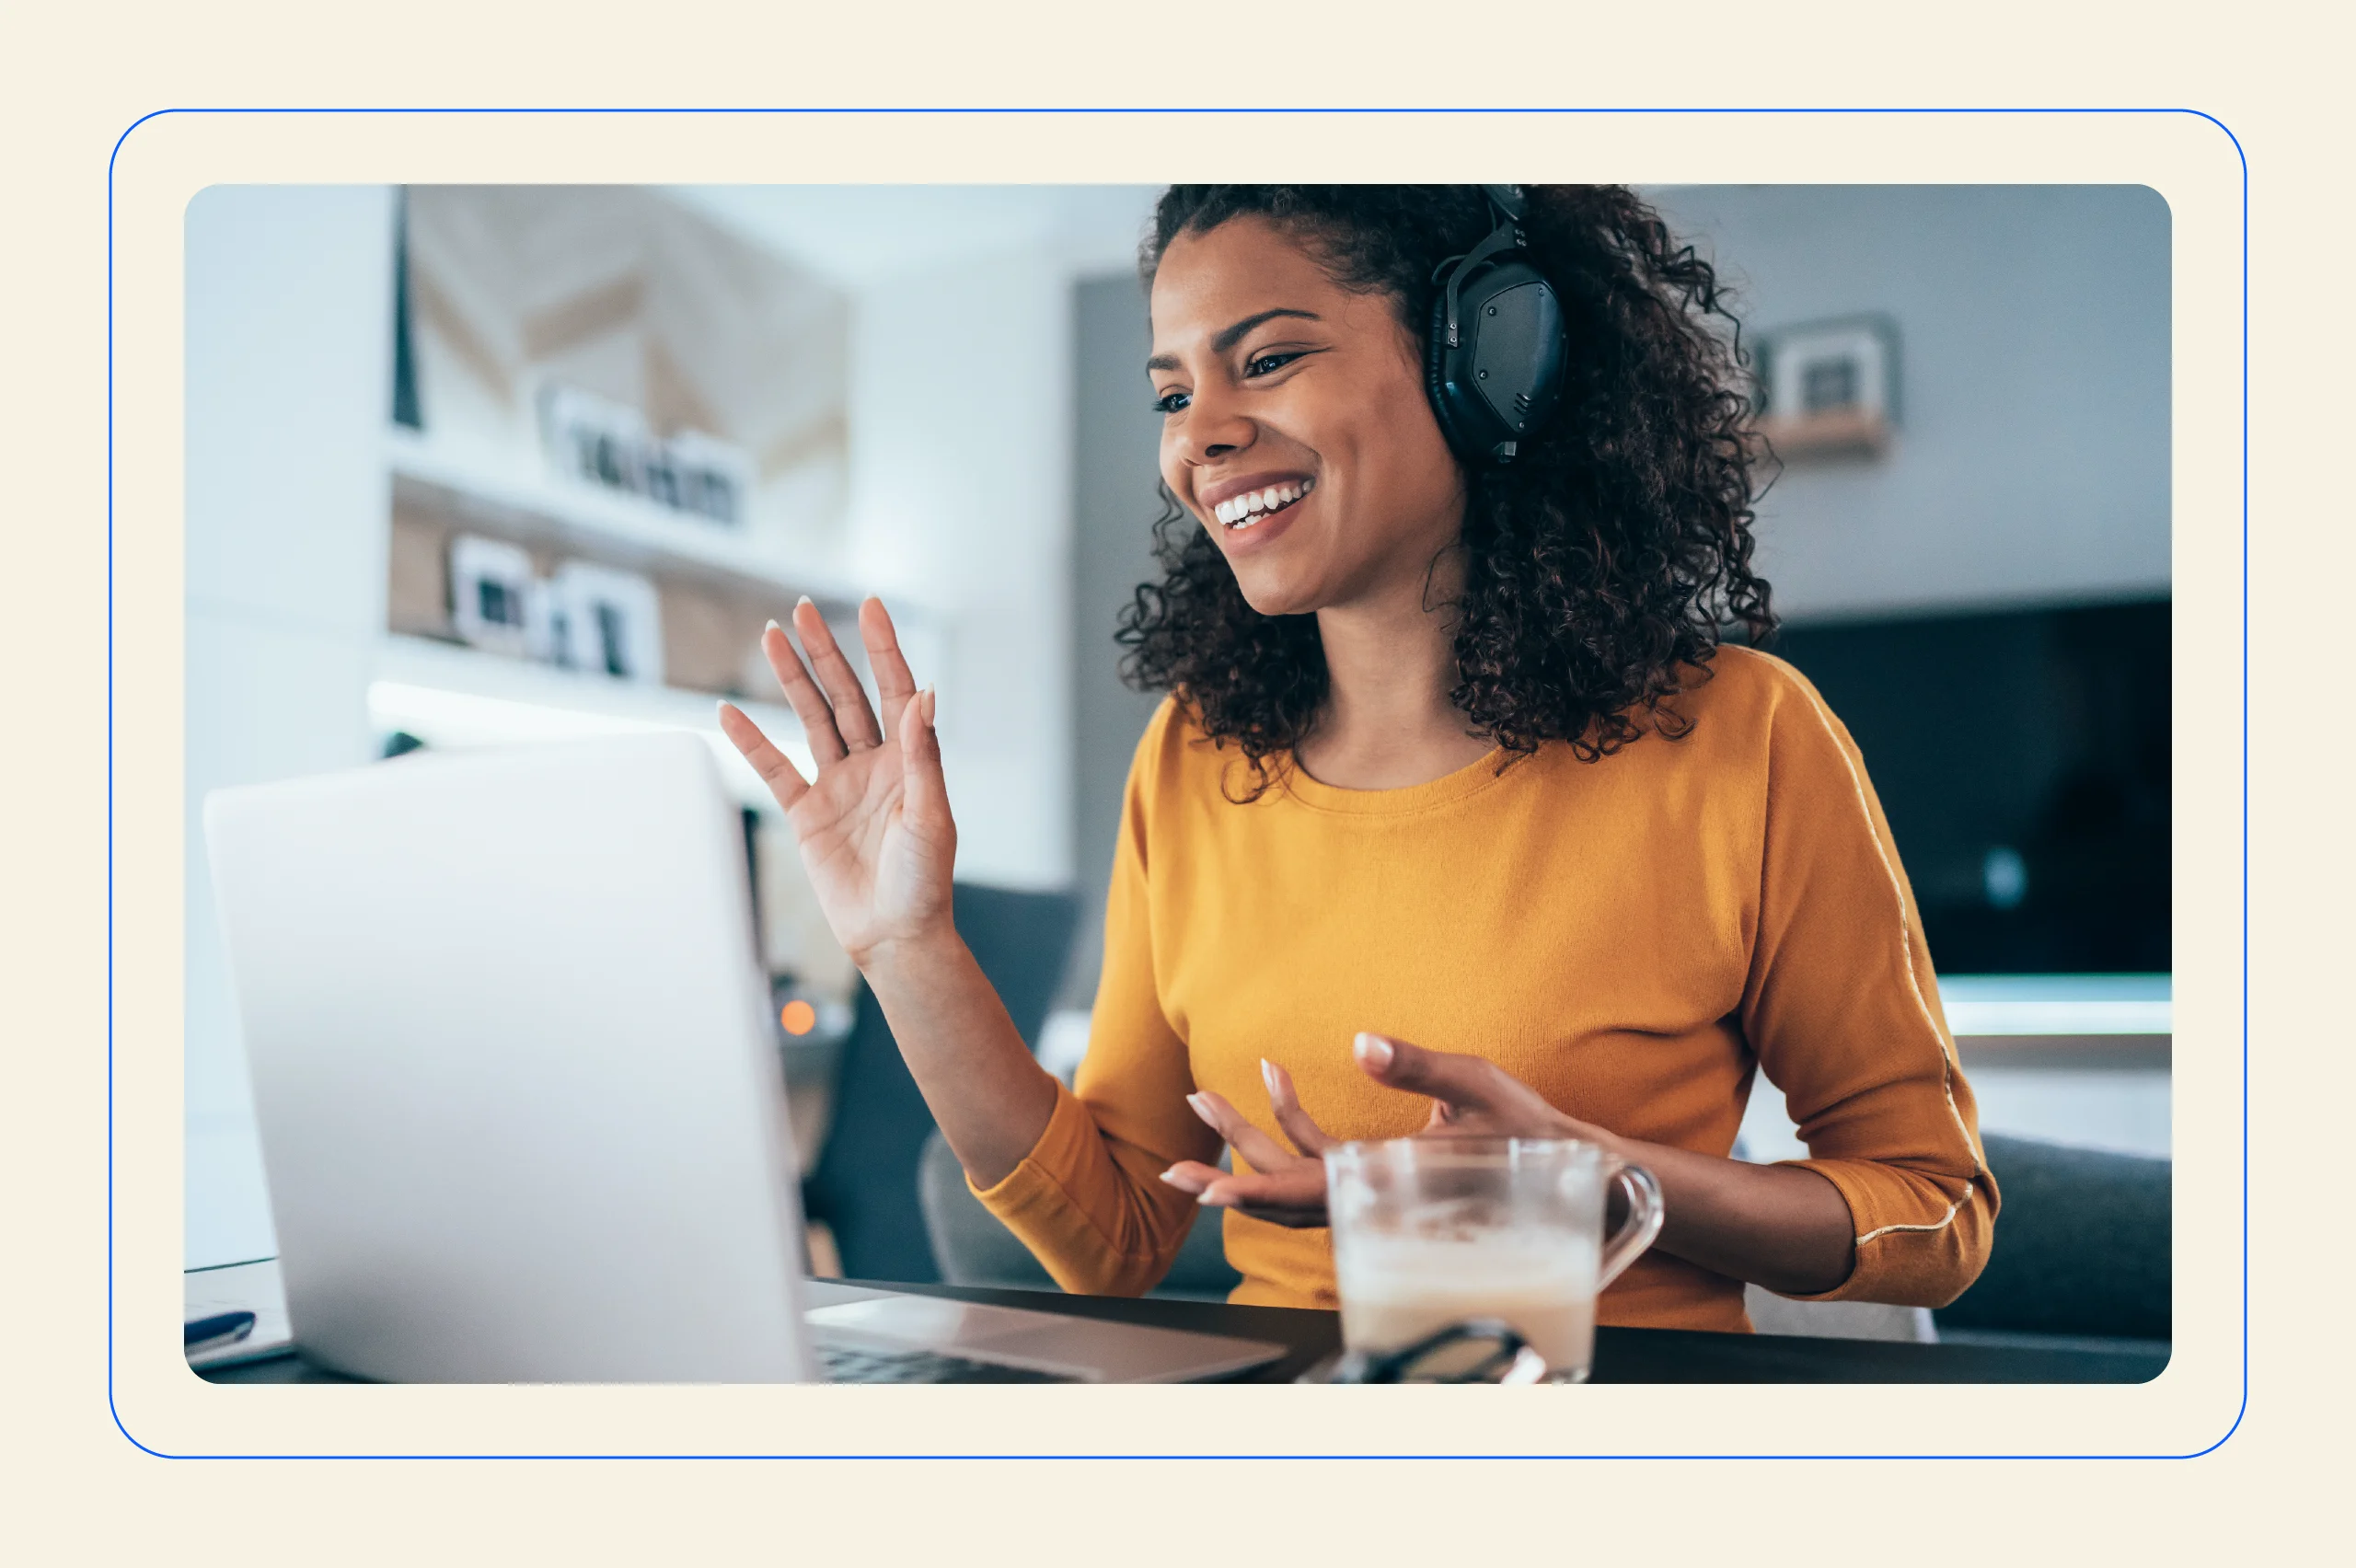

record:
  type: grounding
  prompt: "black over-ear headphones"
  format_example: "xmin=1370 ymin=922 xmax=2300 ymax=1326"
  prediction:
xmin=1425 ymin=185 xmax=1568 ymax=466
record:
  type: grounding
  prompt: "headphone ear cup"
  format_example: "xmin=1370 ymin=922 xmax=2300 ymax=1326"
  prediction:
xmin=1426 ymin=259 xmax=1568 ymax=466
xmin=1426 ymin=290 xmax=1480 ymax=462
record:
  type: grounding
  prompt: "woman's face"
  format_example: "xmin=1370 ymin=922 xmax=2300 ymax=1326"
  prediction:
xmin=1149 ymin=215 xmax=1465 ymax=617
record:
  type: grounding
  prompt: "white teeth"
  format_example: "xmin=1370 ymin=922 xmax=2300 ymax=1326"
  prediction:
xmin=1215 ymin=478 xmax=1314 ymax=529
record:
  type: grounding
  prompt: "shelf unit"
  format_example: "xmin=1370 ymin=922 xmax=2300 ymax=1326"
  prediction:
xmin=386 ymin=426 xmax=872 ymax=608
xmin=371 ymin=633 xmax=815 ymax=813
xmin=373 ymin=429 xmax=908 ymax=811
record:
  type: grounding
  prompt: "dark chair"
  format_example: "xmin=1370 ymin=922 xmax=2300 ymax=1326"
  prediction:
xmin=800 ymin=882 xmax=1078 ymax=1284
xmin=918 ymin=1126 xmax=1245 ymax=1301
xmin=1934 ymin=1133 xmax=2171 ymax=1347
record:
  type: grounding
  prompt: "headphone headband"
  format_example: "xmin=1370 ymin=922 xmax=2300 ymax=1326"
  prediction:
xmin=1480 ymin=183 xmax=1528 ymax=225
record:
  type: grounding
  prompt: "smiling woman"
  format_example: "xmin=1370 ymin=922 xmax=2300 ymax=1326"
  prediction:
xmin=720 ymin=184 xmax=1996 ymax=1335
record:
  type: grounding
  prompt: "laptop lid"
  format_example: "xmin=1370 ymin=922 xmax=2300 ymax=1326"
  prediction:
xmin=204 ymin=733 xmax=816 ymax=1382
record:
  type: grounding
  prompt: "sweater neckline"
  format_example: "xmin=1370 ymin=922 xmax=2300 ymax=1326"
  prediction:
xmin=1276 ymin=744 xmax=1519 ymax=816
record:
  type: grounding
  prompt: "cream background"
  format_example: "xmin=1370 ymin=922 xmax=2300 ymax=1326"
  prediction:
xmin=5 ymin=0 xmax=2343 ymax=1554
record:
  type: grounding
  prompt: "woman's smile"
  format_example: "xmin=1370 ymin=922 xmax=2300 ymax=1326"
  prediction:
xmin=1200 ymin=471 xmax=1319 ymax=553
xmin=1209 ymin=475 xmax=1316 ymax=530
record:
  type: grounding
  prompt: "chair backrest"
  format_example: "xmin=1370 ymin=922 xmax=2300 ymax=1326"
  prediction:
xmin=801 ymin=882 xmax=1079 ymax=1284
xmin=1934 ymin=1133 xmax=2171 ymax=1341
xmin=918 ymin=1127 xmax=1245 ymax=1300
xmin=918 ymin=1129 xmax=1059 ymax=1291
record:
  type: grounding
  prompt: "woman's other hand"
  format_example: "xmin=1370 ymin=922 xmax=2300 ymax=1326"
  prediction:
xmin=1157 ymin=1033 xmax=1624 ymax=1227
xmin=717 ymin=596 xmax=953 ymax=969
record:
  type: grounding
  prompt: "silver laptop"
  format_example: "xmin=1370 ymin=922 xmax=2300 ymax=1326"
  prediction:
xmin=202 ymin=732 xmax=1281 ymax=1384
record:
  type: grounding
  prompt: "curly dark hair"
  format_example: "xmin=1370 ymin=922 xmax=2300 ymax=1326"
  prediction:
xmin=1116 ymin=184 xmax=1776 ymax=799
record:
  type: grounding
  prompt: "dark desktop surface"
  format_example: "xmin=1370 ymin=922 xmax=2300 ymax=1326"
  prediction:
xmin=198 ymin=1278 xmax=2165 ymax=1387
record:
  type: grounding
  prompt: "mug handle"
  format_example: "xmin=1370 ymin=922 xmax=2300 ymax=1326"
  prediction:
xmin=1598 ymin=1160 xmax=1665 ymax=1289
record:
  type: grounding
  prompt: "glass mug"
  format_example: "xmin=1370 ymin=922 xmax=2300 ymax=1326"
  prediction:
xmin=1323 ymin=1137 xmax=1665 ymax=1384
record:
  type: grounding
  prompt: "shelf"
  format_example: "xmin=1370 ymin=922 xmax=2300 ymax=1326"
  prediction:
xmin=1935 ymin=974 xmax=2170 ymax=1038
xmin=386 ymin=426 xmax=874 ymax=607
xmin=370 ymin=633 xmax=816 ymax=812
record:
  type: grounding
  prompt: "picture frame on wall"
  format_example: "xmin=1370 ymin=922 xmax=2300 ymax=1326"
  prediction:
xmin=1751 ymin=315 xmax=1900 ymax=459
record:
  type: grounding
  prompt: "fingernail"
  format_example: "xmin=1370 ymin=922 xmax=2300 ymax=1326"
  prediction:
xmin=796 ymin=595 xmax=814 ymax=609
xmin=1260 ymin=1058 xmax=1279 ymax=1097
xmin=920 ymin=686 xmax=936 ymax=726
xmin=1186 ymin=1092 xmax=1212 ymax=1122
xmin=764 ymin=618 xmax=781 ymax=635
xmin=1157 ymin=1170 xmax=1181 ymax=1185
xmin=1355 ymin=1032 xmax=1393 ymax=1070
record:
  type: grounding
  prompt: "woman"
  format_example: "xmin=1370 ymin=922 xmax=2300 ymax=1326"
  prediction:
xmin=719 ymin=184 xmax=1994 ymax=1333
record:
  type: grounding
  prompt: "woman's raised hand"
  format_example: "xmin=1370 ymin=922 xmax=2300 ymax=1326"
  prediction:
xmin=716 ymin=597 xmax=953 ymax=969
xmin=1157 ymin=1032 xmax=1620 ymax=1228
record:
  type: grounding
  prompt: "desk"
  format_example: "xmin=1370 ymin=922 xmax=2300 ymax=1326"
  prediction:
xmin=196 ymin=1275 xmax=2165 ymax=1385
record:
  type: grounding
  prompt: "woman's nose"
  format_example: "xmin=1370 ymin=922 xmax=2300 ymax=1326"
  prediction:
xmin=1172 ymin=383 xmax=1254 ymax=465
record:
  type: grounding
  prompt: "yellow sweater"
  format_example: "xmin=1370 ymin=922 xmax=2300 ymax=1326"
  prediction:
xmin=974 ymin=647 xmax=1995 ymax=1332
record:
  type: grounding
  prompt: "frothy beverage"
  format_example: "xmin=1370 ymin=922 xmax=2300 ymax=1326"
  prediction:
xmin=1323 ymin=1136 xmax=1661 ymax=1384
xmin=1334 ymin=1230 xmax=1601 ymax=1378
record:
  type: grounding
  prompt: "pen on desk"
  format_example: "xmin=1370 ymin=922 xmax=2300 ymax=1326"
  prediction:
xmin=185 ymin=1310 xmax=257 ymax=1355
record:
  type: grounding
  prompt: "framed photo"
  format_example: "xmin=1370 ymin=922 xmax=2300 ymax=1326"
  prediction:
xmin=536 ymin=379 xmax=753 ymax=529
xmin=1751 ymin=316 xmax=1900 ymax=459
xmin=549 ymin=559 xmax=664 ymax=684
xmin=447 ymin=534 xmax=537 ymax=658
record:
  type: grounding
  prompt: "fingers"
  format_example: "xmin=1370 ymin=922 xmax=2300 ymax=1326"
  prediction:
xmin=1160 ymin=1161 xmax=1329 ymax=1228
xmin=1353 ymin=1031 xmax=1508 ymax=1114
xmin=1186 ymin=1089 xmax=1308 ymax=1174
xmin=1356 ymin=1032 xmax=1579 ymax=1140
xmin=792 ymin=597 xmax=883 ymax=752
xmin=859 ymin=598 xmax=920 ymax=742
xmin=1202 ymin=1173 xmax=1331 ymax=1228
xmin=1157 ymin=1159 xmax=1222 ymax=1195
xmin=1260 ymin=1059 xmax=1334 ymax=1156
xmin=897 ymin=687 xmax=953 ymax=840
xmin=715 ymin=700 xmax=810 ymax=811
xmin=760 ymin=618 xmax=849 ymax=767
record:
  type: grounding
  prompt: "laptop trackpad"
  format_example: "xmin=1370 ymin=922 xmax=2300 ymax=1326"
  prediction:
xmin=806 ymin=1295 xmax=1015 ymax=1349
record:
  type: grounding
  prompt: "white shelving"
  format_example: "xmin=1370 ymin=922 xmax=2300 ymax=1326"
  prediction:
xmin=387 ymin=426 xmax=873 ymax=606
xmin=376 ymin=428 xmax=931 ymax=814
xmin=372 ymin=632 xmax=816 ymax=812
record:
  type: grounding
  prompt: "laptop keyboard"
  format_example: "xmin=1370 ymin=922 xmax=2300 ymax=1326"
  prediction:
xmin=816 ymin=1342 xmax=1080 ymax=1384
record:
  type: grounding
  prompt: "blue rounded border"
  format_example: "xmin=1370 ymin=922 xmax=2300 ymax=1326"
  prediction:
xmin=111 ymin=106 xmax=2247 ymax=1461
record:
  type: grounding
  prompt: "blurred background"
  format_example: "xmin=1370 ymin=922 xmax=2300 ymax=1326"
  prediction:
xmin=187 ymin=186 xmax=2171 ymax=1330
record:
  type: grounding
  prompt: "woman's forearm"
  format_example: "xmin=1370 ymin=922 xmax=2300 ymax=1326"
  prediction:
xmin=857 ymin=930 xmax=1062 ymax=1188
xmin=1612 ymin=1138 xmax=1855 ymax=1297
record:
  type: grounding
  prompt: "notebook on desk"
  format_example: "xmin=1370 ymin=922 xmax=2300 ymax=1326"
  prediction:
xmin=202 ymin=733 xmax=1280 ymax=1385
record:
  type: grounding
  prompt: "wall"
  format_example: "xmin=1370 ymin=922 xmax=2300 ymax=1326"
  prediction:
xmin=842 ymin=248 xmax=1076 ymax=891
xmin=185 ymin=186 xmax=396 ymax=1267
xmin=1060 ymin=272 xmax=1168 ymax=1001
xmin=1644 ymin=184 xmax=2170 ymax=622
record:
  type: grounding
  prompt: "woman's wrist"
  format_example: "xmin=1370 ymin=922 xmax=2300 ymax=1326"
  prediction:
xmin=1553 ymin=1113 xmax=1634 ymax=1165
xmin=853 ymin=922 xmax=969 ymax=990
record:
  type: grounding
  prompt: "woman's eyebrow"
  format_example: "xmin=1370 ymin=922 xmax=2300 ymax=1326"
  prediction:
xmin=1146 ymin=307 xmax=1323 ymax=373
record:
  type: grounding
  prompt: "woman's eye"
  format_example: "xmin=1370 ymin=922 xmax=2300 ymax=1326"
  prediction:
xmin=1244 ymin=352 xmax=1301 ymax=378
xmin=1152 ymin=389 xmax=1191 ymax=415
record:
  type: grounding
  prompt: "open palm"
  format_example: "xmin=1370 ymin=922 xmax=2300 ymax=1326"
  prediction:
xmin=716 ymin=597 xmax=953 ymax=967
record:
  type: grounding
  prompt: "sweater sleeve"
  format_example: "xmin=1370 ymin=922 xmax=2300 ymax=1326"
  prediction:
xmin=967 ymin=701 xmax=1221 ymax=1295
xmin=1740 ymin=657 xmax=1999 ymax=1308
